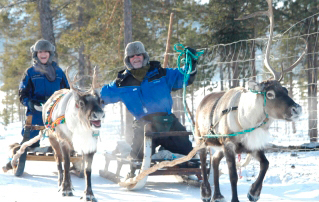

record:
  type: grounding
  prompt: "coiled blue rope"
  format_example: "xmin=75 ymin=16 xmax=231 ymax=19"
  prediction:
xmin=174 ymin=44 xmax=204 ymax=134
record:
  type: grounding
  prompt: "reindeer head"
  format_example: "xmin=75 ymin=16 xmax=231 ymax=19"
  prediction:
xmin=66 ymin=66 xmax=105 ymax=130
xmin=249 ymin=80 xmax=301 ymax=121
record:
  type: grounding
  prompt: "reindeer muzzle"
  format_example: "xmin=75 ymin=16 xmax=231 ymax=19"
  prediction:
xmin=287 ymin=103 xmax=302 ymax=121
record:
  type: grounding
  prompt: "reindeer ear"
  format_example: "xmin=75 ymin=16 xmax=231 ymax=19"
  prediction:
xmin=248 ymin=80 xmax=264 ymax=92
xmin=71 ymin=90 xmax=82 ymax=101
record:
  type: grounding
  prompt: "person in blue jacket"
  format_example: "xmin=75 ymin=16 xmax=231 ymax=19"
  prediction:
xmin=100 ymin=41 xmax=197 ymax=160
xmin=19 ymin=39 xmax=70 ymax=147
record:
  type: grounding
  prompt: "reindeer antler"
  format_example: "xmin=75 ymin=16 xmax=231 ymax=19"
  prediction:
xmin=65 ymin=66 xmax=87 ymax=96
xmin=66 ymin=66 xmax=103 ymax=96
xmin=236 ymin=0 xmax=307 ymax=81
xmin=90 ymin=66 xmax=105 ymax=90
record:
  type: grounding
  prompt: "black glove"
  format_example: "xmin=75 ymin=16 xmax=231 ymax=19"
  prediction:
xmin=28 ymin=100 xmax=41 ymax=112
xmin=185 ymin=46 xmax=197 ymax=69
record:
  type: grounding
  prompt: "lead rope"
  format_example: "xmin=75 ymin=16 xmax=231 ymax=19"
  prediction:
xmin=174 ymin=44 xmax=204 ymax=135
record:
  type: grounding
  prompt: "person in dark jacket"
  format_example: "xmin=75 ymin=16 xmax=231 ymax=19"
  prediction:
xmin=19 ymin=39 xmax=70 ymax=147
xmin=100 ymin=41 xmax=197 ymax=160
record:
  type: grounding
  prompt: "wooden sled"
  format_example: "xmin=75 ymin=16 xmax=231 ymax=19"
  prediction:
xmin=99 ymin=123 xmax=214 ymax=190
xmin=10 ymin=115 xmax=84 ymax=178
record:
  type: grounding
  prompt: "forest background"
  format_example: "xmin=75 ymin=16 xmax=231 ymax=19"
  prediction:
xmin=0 ymin=0 xmax=317 ymax=143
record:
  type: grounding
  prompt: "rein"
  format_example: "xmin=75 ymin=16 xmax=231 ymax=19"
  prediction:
xmin=174 ymin=43 xmax=204 ymax=135
xmin=45 ymin=94 xmax=66 ymax=131
xmin=202 ymin=89 xmax=269 ymax=139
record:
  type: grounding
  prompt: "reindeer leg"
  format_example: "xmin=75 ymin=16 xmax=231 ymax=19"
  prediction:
xmin=224 ymin=142 xmax=239 ymax=202
xmin=199 ymin=147 xmax=211 ymax=202
xmin=49 ymin=136 xmax=63 ymax=189
xmin=212 ymin=150 xmax=225 ymax=202
xmin=81 ymin=152 xmax=97 ymax=202
xmin=247 ymin=150 xmax=269 ymax=202
xmin=60 ymin=143 xmax=73 ymax=197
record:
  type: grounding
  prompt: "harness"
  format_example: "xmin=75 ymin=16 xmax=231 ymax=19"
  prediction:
xmin=203 ymin=89 xmax=269 ymax=139
xmin=45 ymin=94 xmax=66 ymax=131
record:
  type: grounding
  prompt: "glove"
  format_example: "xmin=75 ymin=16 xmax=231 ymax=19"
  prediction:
xmin=185 ymin=46 xmax=197 ymax=70
xmin=28 ymin=100 xmax=42 ymax=112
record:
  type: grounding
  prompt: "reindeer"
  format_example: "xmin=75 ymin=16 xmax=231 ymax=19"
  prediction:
xmin=42 ymin=67 xmax=105 ymax=202
xmin=195 ymin=0 xmax=306 ymax=201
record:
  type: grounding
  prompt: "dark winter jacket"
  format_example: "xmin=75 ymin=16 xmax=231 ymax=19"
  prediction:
xmin=100 ymin=61 xmax=196 ymax=120
xmin=19 ymin=61 xmax=70 ymax=115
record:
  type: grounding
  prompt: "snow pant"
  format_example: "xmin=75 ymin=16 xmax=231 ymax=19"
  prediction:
xmin=130 ymin=113 xmax=193 ymax=159
xmin=20 ymin=111 xmax=43 ymax=148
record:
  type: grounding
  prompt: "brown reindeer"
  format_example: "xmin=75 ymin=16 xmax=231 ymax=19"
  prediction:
xmin=195 ymin=0 xmax=306 ymax=201
xmin=42 ymin=67 xmax=104 ymax=201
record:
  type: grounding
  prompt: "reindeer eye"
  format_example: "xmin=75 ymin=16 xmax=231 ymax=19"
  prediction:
xmin=266 ymin=90 xmax=275 ymax=99
xmin=78 ymin=100 xmax=85 ymax=108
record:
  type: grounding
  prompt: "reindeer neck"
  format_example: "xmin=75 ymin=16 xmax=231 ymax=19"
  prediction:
xmin=238 ymin=91 xmax=268 ymax=129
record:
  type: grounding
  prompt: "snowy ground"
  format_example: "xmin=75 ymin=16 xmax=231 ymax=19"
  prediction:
xmin=0 ymin=119 xmax=319 ymax=202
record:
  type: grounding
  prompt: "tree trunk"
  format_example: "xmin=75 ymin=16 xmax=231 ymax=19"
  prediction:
xmin=231 ymin=50 xmax=240 ymax=88
xmin=251 ymin=41 xmax=256 ymax=81
xmin=37 ymin=0 xmax=57 ymax=61
xmin=228 ymin=64 xmax=231 ymax=88
xmin=307 ymin=38 xmax=318 ymax=142
xmin=289 ymin=72 xmax=296 ymax=133
xmin=123 ymin=0 xmax=134 ymax=144
xmin=219 ymin=53 xmax=224 ymax=91
xmin=77 ymin=4 xmax=86 ymax=86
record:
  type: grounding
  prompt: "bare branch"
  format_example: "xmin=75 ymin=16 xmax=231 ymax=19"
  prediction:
xmin=0 ymin=0 xmax=36 ymax=10
xmin=235 ymin=11 xmax=268 ymax=21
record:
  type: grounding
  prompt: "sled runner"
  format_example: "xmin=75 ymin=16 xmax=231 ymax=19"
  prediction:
xmin=99 ymin=123 xmax=214 ymax=190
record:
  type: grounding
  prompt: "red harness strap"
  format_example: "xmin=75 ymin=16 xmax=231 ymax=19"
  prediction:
xmin=45 ymin=94 xmax=66 ymax=131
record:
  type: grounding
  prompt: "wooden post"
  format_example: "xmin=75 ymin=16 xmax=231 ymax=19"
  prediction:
xmin=163 ymin=12 xmax=174 ymax=69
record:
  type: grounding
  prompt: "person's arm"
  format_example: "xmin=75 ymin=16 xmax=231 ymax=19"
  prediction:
xmin=100 ymin=81 xmax=121 ymax=106
xmin=18 ymin=70 xmax=33 ymax=107
xmin=61 ymin=71 xmax=70 ymax=89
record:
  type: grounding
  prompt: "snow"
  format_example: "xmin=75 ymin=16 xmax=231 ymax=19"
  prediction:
xmin=0 ymin=104 xmax=319 ymax=201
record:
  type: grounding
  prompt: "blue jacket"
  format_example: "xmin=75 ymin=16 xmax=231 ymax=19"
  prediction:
xmin=100 ymin=61 xmax=196 ymax=120
xmin=19 ymin=61 xmax=70 ymax=116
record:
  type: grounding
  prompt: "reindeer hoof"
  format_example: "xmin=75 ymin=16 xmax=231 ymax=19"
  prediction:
xmin=81 ymin=195 xmax=97 ymax=202
xmin=2 ymin=166 xmax=8 ymax=173
xmin=62 ymin=190 xmax=73 ymax=197
xmin=247 ymin=192 xmax=260 ymax=201
xmin=201 ymin=198 xmax=211 ymax=202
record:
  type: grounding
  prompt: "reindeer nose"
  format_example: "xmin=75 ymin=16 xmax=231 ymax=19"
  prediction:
xmin=291 ymin=104 xmax=302 ymax=116
xmin=92 ymin=111 xmax=105 ymax=119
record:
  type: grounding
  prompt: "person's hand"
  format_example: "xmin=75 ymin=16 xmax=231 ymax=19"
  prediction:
xmin=185 ymin=47 xmax=197 ymax=56
xmin=185 ymin=46 xmax=197 ymax=69
xmin=28 ymin=100 xmax=42 ymax=112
